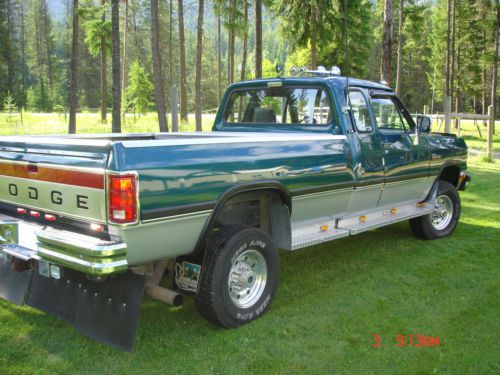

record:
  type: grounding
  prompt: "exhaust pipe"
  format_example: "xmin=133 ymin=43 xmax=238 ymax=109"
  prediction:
xmin=145 ymin=284 xmax=183 ymax=306
xmin=145 ymin=260 xmax=183 ymax=306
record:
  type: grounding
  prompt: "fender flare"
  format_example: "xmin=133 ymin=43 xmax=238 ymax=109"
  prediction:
xmin=192 ymin=180 xmax=292 ymax=255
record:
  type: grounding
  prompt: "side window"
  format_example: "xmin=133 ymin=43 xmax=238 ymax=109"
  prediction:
xmin=348 ymin=91 xmax=373 ymax=132
xmin=370 ymin=96 xmax=409 ymax=133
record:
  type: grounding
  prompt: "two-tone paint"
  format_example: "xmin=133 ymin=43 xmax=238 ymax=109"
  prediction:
xmin=0 ymin=76 xmax=468 ymax=271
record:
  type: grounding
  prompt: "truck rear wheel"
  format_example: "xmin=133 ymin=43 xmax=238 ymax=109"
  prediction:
xmin=195 ymin=225 xmax=279 ymax=328
xmin=409 ymin=181 xmax=461 ymax=240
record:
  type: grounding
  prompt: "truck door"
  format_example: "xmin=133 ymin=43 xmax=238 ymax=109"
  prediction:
xmin=345 ymin=89 xmax=385 ymax=212
xmin=369 ymin=92 xmax=432 ymax=207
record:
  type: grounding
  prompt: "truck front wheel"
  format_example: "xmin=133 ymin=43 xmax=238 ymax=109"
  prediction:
xmin=409 ymin=180 xmax=461 ymax=240
xmin=195 ymin=225 xmax=279 ymax=328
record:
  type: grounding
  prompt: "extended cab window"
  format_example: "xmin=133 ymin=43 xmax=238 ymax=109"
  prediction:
xmin=223 ymin=87 xmax=333 ymax=126
xmin=348 ymin=90 xmax=373 ymax=132
xmin=370 ymin=96 xmax=410 ymax=133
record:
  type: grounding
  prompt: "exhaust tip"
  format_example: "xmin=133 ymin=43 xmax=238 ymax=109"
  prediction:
xmin=173 ymin=293 xmax=184 ymax=307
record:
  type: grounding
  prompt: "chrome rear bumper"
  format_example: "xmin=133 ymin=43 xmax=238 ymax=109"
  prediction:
xmin=0 ymin=214 xmax=127 ymax=276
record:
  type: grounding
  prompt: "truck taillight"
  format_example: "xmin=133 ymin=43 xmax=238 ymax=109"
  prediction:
xmin=108 ymin=174 xmax=138 ymax=224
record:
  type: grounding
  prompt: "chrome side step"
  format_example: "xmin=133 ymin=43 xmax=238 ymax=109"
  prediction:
xmin=289 ymin=201 xmax=434 ymax=251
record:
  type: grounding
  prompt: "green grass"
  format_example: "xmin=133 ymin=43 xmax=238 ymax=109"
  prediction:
xmin=0 ymin=111 xmax=216 ymax=135
xmin=0 ymin=158 xmax=499 ymax=374
xmin=430 ymin=118 xmax=500 ymax=153
xmin=0 ymin=115 xmax=499 ymax=374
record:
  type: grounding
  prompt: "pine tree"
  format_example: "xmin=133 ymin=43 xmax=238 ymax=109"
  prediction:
xmin=124 ymin=59 xmax=152 ymax=117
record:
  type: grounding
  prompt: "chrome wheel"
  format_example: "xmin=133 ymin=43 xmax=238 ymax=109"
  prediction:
xmin=431 ymin=195 xmax=454 ymax=231
xmin=228 ymin=249 xmax=267 ymax=309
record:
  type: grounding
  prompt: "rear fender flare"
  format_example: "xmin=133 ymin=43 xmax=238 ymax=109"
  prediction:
xmin=192 ymin=181 xmax=292 ymax=255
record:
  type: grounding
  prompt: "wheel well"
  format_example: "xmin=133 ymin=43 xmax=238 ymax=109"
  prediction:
xmin=211 ymin=190 xmax=291 ymax=250
xmin=439 ymin=165 xmax=460 ymax=187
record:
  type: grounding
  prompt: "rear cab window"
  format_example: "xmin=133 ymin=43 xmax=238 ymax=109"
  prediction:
xmin=221 ymin=85 xmax=341 ymax=133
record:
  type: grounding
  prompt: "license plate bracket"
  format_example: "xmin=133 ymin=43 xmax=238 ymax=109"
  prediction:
xmin=0 ymin=220 xmax=19 ymax=245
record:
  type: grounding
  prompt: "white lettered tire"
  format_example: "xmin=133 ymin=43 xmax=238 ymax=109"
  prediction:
xmin=195 ymin=225 xmax=279 ymax=328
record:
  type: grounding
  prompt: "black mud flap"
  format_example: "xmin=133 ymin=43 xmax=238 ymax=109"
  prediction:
xmin=0 ymin=259 xmax=32 ymax=305
xmin=0 ymin=258 xmax=145 ymax=351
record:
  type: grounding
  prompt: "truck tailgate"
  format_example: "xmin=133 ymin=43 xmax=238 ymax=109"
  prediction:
xmin=0 ymin=136 xmax=111 ymax=223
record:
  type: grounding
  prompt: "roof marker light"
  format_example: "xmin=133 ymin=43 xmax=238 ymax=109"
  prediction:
xmin=17 ymin=208 xmax=27 ymax=214
xmin=30 ymin=211 xmax=40 ymax=218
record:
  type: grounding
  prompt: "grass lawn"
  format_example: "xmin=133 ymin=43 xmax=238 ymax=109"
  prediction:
xmin=0 ymin=117 xmax=499 ymax=374
xmin=0 ymin=111 xmax=216 ymax=135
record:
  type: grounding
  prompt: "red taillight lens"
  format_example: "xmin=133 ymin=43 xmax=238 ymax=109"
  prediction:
xmin=108 ymin=174 xmax=137 ymax=224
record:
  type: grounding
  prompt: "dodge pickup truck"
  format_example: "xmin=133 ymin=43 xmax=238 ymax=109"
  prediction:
xmin=0 ymin=67 xmax=469 ymax=350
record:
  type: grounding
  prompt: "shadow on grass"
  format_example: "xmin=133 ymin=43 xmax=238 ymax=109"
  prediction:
xmin=1 ymin=216 xmax=497 ymax=374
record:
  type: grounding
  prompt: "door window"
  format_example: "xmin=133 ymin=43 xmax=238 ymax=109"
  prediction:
xmin=370 ymin=97 xmax=410 ymax=133
xmin=348 ymin=91 xmax=373 ymax=132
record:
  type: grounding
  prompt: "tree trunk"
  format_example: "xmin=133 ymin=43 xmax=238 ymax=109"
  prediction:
xmin=445 ymin=0 xmax=451 ymax=97
xmin=100 ymin=0 xmax=107 ymax=123
xmin=455 ymin=45 xmax=460 ymax=113
xmin=450 ymin=0 xmax=456 ymax=106
xmin=380 ymin=0 xmax=393 ymax=85
xmin=311 ymin=3 xmax=318 ymax=69
xmin=122 ymin=0 xmax=129 ymax=96
xmin=6 ymin=0 xmax=13 ymax=95
xmin=240 ymin=0 xmax=248 ymax=81
xmin=111 ymin=0 xmax=121 ymax=133
xmin=68 ymin=0 xmax=79 ymax=134
xmin=42 ymin=1 xmax=53 ymax=88
xmin=151 ymin=0 xmax=169 ymax=132
xmin=492 ymin=4 xmax=499 ymax=132
xmin=169 ymin=0 xmax=173 ymax=86
xmin=217 ymin=14 xmax=222 ymax=102
xmin=21 ymin=0 xmax=26 ymax=105
xmin=255 ymin=0 xmax=262 ymax=78
xmin=228 ymin=0 xmax=236 ymax=85
xmin=195 ymin=0 xmax=205 ymax=131
xmin=395 ymin=0 xmax=404 ymax=94
xmin=35 ymin=8 xmax=45 ymax=109
xmin=178 ymin=0 xmax=188 ymax=121
xmin=482 ymin=30 xmax=487 ymax=115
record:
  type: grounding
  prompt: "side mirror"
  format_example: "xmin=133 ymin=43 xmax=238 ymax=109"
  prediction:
xmin=417 ymin=115 xmax=431 ymax=133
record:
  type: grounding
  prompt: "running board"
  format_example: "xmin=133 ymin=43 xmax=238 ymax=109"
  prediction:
xmin=291 ymin=217 xmax=349 ymax=251
xmin=338 ymin=202 xmax=434 ymax=235
xmin=289 ymin=201 xmax=434 ymax=251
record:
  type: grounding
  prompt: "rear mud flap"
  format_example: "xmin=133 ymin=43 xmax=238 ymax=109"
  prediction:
xmin=0 ymin=259 xmax=32 ymax=305
xmin=0 ymin=258 xmax=145 ymax=351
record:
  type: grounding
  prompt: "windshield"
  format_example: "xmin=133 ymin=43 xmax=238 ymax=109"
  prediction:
xmin=223 ymin=87 xmax=334 ymax=126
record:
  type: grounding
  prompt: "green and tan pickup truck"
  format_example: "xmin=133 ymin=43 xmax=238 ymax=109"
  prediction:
xmin=0 ymin=68 xmax=469 ymax=350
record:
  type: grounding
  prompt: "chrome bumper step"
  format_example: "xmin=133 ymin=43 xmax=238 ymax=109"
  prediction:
xmin=0 ymin=214 xmax=128 ymax=276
